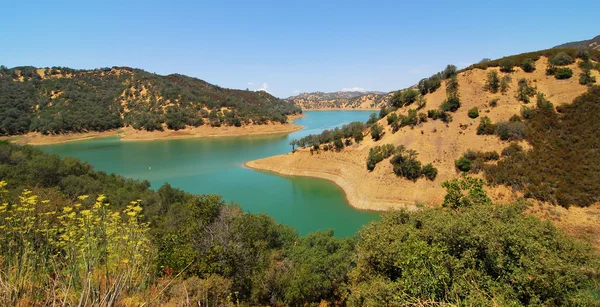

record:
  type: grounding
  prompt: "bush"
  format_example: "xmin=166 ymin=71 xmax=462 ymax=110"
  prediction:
xmin=440 ymin=96 xmax=460 ymax=112
xmin=554 ymin=67 xmax=573 ymax=79
xmin=455 ymin=156 xmax=472 ymax=172
xmin=390 ymin=89 xmax=419 ymax=108
xmin=495 ymin=121 xmax=526 ymax=141
xmin=546 ymin=65 xmax=557 ymax=75
xmin=489 ymin=98 xmax=499 ymax=107
xmin=500 ymin=74 xmax=512 ymax=93
xmin=520 ymin=58 xmax=536 ymax=72
xmin=515 ymin=79 xmax=536 ymax=103
xmin=366 ymin=144 xmax=398 ymax=170
xmin=371 ymin=124 xmax=383 ymax=141
xmin=422 ymin=163 xmax=438 ymax=180
xmin=483 ymin=71 xmax=500 ymax=93
xmin=550 ymin=52 xmax=575 ymax=66
xmin=391 ymin=151 xmax=422 ymax=181
xmin=499 ymin=58 xmax=514 ymax=72
xmin=580 ymin=71 xmax=597 ymax=85
xmin=334 ymin=138 xmax=344 ymax=150
xmin=476 ymin=116 xmax=495 ymax=135
xmin=521 ymin=106 xmax=533 ymax=119
xmin=536 ymin=93 xmax=554 ymax=110
xmin=467 ymin=107 xmax=479 ymax=119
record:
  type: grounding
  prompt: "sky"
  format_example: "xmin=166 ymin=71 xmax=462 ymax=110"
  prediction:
xmin=1 ymin=0 xmax=598 ymax=98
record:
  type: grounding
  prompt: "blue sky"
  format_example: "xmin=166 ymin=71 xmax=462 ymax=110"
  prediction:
xmin=1 ymin=0 xmax=598 ymax=97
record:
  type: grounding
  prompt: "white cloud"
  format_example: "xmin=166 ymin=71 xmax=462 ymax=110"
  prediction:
xmin=341 ymin=87 xmax=365 ymax=92
xmin=255 ymin=83 xmax=269 ymax=93
xmin=247 ymin=82 xmax=253 ymax=85
xmin=293 ymin=89 xmax=300 ymax=93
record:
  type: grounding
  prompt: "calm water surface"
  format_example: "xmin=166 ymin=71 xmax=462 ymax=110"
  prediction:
xmin=41 ymin=111 xmax=380 ymax=236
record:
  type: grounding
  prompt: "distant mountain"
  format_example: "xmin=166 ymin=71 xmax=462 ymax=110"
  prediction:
xmin=286 ymin=91 xmax=390 ymax=110
xmin=0 ymin=66 xmax=301 ymax=135
xmin=554 ymin=34 xmax=600 ymax=51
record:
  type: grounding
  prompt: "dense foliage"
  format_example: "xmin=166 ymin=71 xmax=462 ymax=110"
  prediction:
xmin=484 ymin=86 xmax=600 ymax=207
xmin=0 ymin=66 xmax=300 ymax=135
xmin=291 ymin=121 xmax=366 ymax=150
xmin=367 ymin=145 xmax=437 ymax=180
xmin=0 ymin=143 xmax=598 ymax=305
xmin=468 ymin=48 xmax=600 ymax=71
xmin=348 ymin=177 xmax=599 ymax=306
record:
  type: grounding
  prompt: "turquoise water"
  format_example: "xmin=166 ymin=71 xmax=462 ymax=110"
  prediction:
xmin=41 ymin=111 xmax=380 ymax=236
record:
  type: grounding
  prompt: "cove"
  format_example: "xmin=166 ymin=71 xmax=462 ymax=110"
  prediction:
xmin=40 ymin=110 xmax=380 ymax=237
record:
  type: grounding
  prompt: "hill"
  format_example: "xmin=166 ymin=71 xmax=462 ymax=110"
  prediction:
xmin=248 ymin=50 xmax=600 ymax=249
xmin=286 ymin=91 xmax=390 ymax=110
xmin=555 ymin=34 xmax=600 ymax=51
xmin=0 ymin=66 xmax=301 ymax=138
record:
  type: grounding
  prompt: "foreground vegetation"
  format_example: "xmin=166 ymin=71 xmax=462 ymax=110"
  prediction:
xmin=0 ymin=66 xmax=301 ymax=136
xmin=0 ymin=142 xmax=598 ymax=305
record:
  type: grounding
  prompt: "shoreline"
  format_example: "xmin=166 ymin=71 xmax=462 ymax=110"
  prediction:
xmin=245 ymin=155 xmax=418 ymax=212
xmin=302 ymin=108 xmax=379 ymax=111
xmin=3 ymin=114 xmax=306 ymax=146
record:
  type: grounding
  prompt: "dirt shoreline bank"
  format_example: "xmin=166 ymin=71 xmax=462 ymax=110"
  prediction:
xmin=245 ymin=154 xmax=418 ymax=212
xmin=3 ymin=114 xmax=306 ymax=145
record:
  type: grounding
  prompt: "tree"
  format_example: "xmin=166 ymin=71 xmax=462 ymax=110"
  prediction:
xmin=442 ymin=64 xmax=457 ymax=79
xmin=370 ymin=124 xmax=383 ymax=141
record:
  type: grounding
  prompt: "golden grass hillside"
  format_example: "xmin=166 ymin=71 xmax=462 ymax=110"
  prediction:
xmin=249 ymin=57 xmax=597 ymax=208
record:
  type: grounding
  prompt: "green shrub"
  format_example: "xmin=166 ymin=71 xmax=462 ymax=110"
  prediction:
xmin=422 ymin=163 xmax=438 ymax=180
xmin=482 ymin=151 xmax=500 ymax=161
xmin=390 ymin=151 xmax=422 ymax=181
xmin=467 ymin=107 xmax=479 ymax=119
xmin=495 ymin=121 xmax=526 ymax=141
xmin=554 ymin=67 xmax=573 ymax=79
xmin=483 ymin=71 xmax=500 ymax=93
xmin=370 ymin=124 xmax=383 ymax=141
xmin=440 ymin=96 xmax=460 ymax=112
xmin=580 ymin=71 xmax=597 ymax=85
xmin=390 ymin=89 xmax=419 ymax=108
xmin=386 ymin=113 xmax=398 ymax=125
xmin=455 ymin=156 xmax=472 ymax=172
xmin=366 ymin=144 xmax=398 ymax=170
xmin=489 ymin=98 xmax=499 ymax=107
xmin=515 ymin=78 xmax=536 ymax=103
xmin=521 ymin=105 xmax=533 ymax=119
xmin=334 ymin=138 xmax=344 ymax=150
xmin=536 ymin=93 xmax=554 ymax=110
xmin=499 ymin=58 xmax=514 ymax=72
xmin=550 ymin=51 xmax=575 ymax=66
xmin=476 ymin=116 xmax=495 ymax=135
xmin=546 ymin=65 xmax=557 ymax=75
xmin=520 ymin=58 xmax=536 ymax=72
xmin=500 ymin=74 xmax=512 ymax=93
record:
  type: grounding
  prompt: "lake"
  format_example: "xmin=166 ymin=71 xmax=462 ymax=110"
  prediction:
xmin=41 ymin=110 xmax=380 ymax=236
